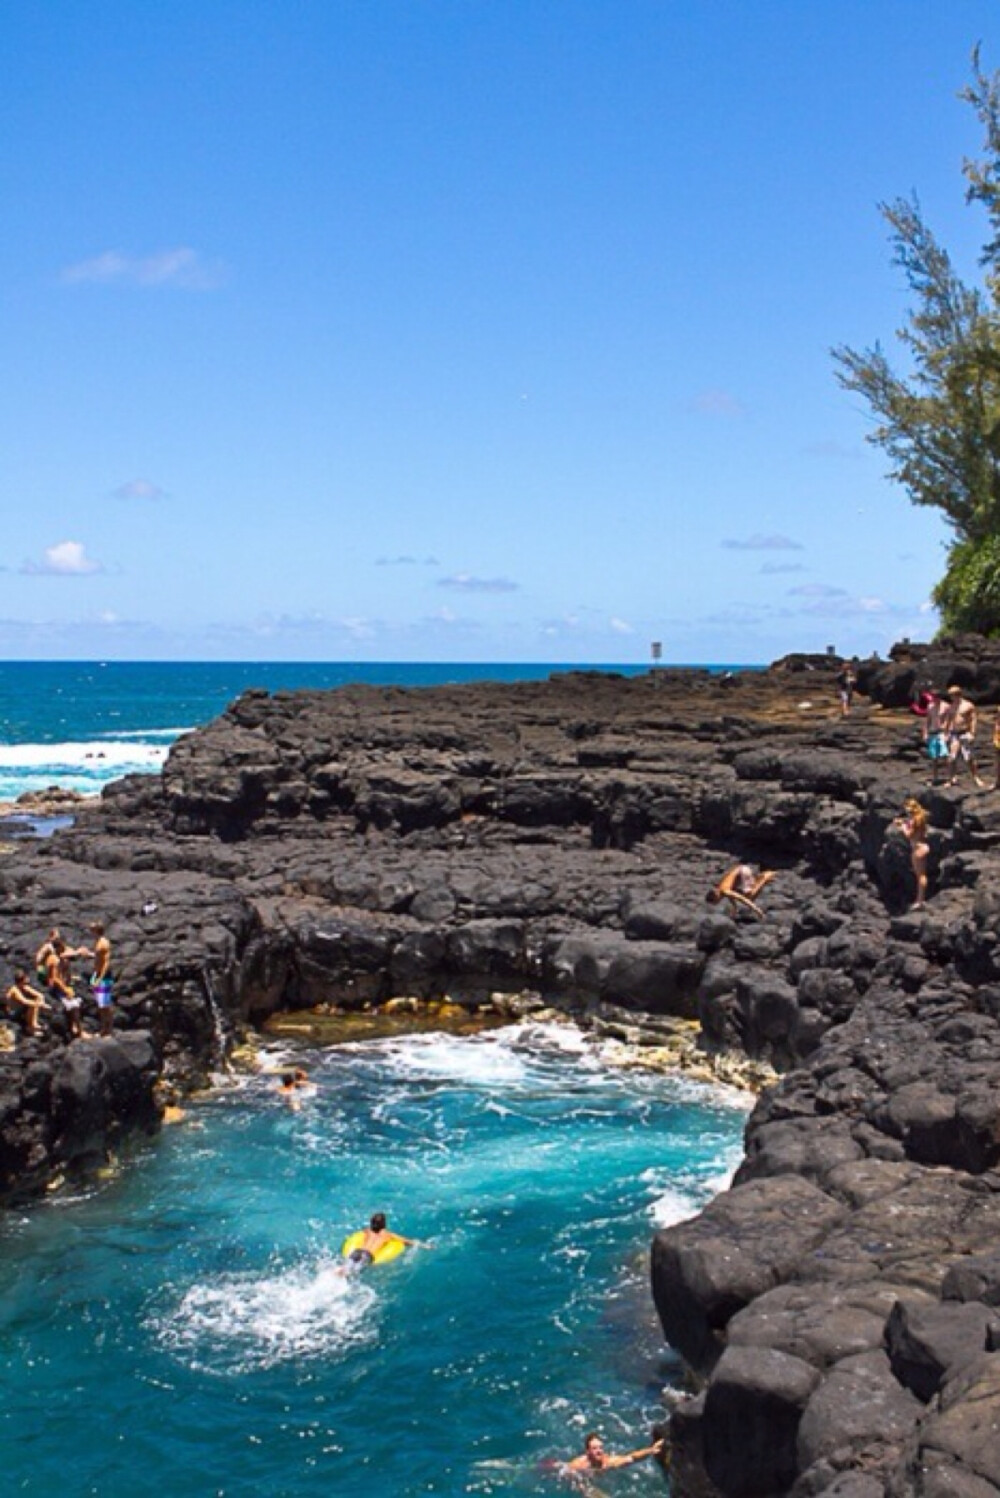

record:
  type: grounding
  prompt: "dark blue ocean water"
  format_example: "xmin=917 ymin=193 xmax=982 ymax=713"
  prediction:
xmin=0 ymin=660 xmax=667 ymax=800
xmin=0 ymin=1027 xmax=747 ymax=1497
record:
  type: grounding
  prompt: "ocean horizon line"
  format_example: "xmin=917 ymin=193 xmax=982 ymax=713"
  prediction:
xmin=0 ymin=656 xmax=767 ymax=670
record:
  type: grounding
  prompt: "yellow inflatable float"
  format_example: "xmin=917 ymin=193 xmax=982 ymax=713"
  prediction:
xmin=340 ymin=1230 xmax=406 ymax=1266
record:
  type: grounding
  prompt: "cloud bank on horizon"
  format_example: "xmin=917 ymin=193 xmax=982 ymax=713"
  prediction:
xmin=2 ymin=0 xmax=981 ymax=663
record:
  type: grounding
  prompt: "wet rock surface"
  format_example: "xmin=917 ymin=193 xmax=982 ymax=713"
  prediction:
xmin=2 ymin=660 xmax=1000 ymax=1490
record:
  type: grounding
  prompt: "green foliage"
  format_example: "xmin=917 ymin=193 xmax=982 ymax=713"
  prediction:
xmin=833 ymin=50 xmax=1000 ymax=634
xmin=932 ymin=534 xmax=1000 ymax=633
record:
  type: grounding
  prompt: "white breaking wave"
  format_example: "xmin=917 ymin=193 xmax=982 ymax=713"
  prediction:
xmin=0 ymin=740 xmax=169 ymax=770
xmin=0 ymin=738 xmax=171 ymax=800
xmin=153 ymin=1257 xmax=378 ymax=1374
xmin=648 ymin=1182 xmax=703 ymax=1229
xmin=355 ymin=1021 xmax=603 ymax=1090
xmin=643 ymin=1138 xmax=746 ymax=1228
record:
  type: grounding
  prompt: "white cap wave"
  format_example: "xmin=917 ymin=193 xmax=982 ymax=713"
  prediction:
xmin=153 ymin=1257 xmax=378 ymax=1374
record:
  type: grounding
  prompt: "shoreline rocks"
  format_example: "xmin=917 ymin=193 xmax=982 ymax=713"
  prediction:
xmin=2 ymin=656 xmax=1000 ymax=1491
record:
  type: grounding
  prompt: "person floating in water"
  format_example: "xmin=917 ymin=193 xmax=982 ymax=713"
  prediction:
xmin=276 ymin=1067 xmax=311 ymax=1109
xmin=706 ymin=863 xmax=775 ymax=919
xmin=343 ymin=1212 xmax=429 ymax=1271
xmin=563 ymin=1431 xmax=665 ymax=1480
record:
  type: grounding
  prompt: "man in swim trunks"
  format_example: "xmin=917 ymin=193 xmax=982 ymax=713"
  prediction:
xmin=923 ymin=691 xmax=949 ymax=784
xmin=944 ymin=685 xmax=984 ymax=788
xmin=706 ymin=863 xmax=775 ymax=919
xmin=43 ymin=936 xmax=85 ymax=1040
xmin=344 ymin=1212 xmax=427 ymax=1270
xmin=87 ymin=922 xmax=114 ymax=1037
xmin=563 ymin=1431 xmax=665 ymax=1477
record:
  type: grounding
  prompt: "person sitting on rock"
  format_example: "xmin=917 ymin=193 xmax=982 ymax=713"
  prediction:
xmin=707 ymin=864 xmax=775 ymax=919
xmin=5 ymin=970 xmax=49 ymax=1037
xmin=563 ymin=1431 xmax=665 ymax=1480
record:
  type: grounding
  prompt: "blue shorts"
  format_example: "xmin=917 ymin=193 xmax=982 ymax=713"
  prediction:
xmin=927 ymin=732 xmax=948 ymax=761
xmin=91 ymin=977 xmax=113 ymax=1008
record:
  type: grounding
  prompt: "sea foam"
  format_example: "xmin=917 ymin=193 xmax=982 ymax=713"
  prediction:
xmin=153 ymin=1257 xmax=378 ymax=1375
xmin=0 ymin=738 xmax=172 ymax=800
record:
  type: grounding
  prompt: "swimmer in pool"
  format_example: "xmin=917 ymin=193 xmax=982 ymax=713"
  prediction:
xmin=563 ymin=1431 xmax=665 ymax=1480
xmin=343 ymin=1212 xmax=430 ymax=1271
xmin=276 ymin=1068 xmax=312 ymax=1109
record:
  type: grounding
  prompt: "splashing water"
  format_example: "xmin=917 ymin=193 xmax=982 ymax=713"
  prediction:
xmin=0 ymin=1024 xmax=749 ymax=1496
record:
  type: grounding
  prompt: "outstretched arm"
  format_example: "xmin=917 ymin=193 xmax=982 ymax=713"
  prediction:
xmin=607 ymin=1439 xmax=665 ymax=1469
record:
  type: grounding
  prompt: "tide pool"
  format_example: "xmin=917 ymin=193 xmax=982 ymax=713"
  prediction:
xmin=0 ymin=1025 xmax=748 ymax=1497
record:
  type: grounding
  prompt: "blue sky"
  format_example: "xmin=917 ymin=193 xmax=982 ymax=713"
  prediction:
xmin=2 ymin=1 xmax=999 ymax=664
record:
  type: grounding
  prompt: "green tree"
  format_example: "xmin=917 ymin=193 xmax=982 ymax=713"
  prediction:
xmin=833 ymin=51 xmax=1000 ymax=634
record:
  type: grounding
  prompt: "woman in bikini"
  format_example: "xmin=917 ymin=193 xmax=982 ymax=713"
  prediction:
xmin=706 ymin=864 xmax=776 ymax=918
xmin=893 ymin=798 xmax=929 ymax=910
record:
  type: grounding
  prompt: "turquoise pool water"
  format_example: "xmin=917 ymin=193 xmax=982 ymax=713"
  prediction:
xmin=0 ymin=1024 xmax=747 ymax=1497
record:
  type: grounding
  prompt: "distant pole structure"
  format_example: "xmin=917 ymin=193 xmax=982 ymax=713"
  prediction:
xmin=651 ymin=641 xmax=663 ymax=677
xmin=826 ymin=644 xmax=837 ymax=657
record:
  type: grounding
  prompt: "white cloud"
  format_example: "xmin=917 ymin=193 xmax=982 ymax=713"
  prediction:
xmin=437 ymin=573 xmax=519 ymax=593
xmin=114 ymin=478 xmax=167 ymax=501
xmin=60 ymin=247 xmax=225 ymax=290
xmin=21 ymin=540 xmax=104 ymax=576
xmin=787 ymin=584 xmax=849 ymax=599
xmin=609 ymin=616 xmax=634 ymax=635
xmin=375 ymin=554 xmax=440 ymax=567
xmin=723 ymin=534 xmax=804 ymax=552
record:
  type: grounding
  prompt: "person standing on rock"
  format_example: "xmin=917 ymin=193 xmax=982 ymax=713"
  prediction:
xmin=34 ymin=928 xmax=60 ymax=988
xmin=87 ymin=922 xmax=114 ymax=1037
xmin=924 ymin=691 xmax=949 ymax=785
xmin=707 ymin=864 xmax=775 ymax=918
xmin=891 ymin=798 xmax=930 ymax=910
xmin=43 ymin=936 xmax=84 ymax=1039
xmin=836 ymin=663 xmax=857 ymax=716
xmin=944 ymin=685 xmax=984 ymax=788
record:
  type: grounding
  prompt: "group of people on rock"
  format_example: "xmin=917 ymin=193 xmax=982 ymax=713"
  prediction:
xmin=909 ymin=683 xmax=1000 ymax=789
xmin=4 ymin=923 xmax=114 ymax=1042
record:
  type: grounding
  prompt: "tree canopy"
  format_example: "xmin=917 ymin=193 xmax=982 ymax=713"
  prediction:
xmin=833 ymin=50 xmax=1000 ymax=634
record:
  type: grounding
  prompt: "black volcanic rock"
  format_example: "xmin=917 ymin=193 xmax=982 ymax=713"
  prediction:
xmin=3 ymin=654 xmax=1000 ymax=1491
